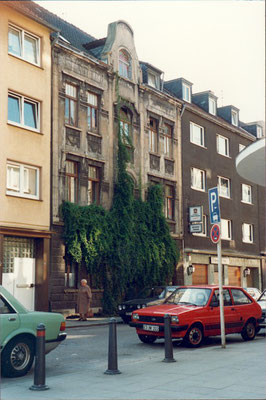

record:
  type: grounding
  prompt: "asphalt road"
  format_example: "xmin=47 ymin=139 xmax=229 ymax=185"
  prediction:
xmin=1 ymin=325 xmax=265 ymax=400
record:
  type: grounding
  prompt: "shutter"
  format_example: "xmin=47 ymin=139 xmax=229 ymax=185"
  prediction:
xmin=192 ymin=264 xmax=208 ymax=285
xmin=228 ymin=266 xmax=241 ymax=286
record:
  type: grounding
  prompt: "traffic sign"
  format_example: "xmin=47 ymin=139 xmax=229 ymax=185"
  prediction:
xmin=210 ymin=224 xmax=221 ymax=244
xmin=208 ymin=187 xmax=221 ymax=224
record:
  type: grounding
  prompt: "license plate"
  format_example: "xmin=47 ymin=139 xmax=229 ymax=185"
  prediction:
xmin=143 ymin=324 xmax=159 ymax=332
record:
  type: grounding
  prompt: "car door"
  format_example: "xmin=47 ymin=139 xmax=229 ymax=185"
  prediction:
xmin=230 ymin=288 xmax=254 ymax=332
xmin=0 ymin=295 xmax=20 ymax=345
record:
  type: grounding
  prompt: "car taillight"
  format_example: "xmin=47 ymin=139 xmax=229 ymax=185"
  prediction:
xmin=60 ymin=321 xmax=66 ymax=331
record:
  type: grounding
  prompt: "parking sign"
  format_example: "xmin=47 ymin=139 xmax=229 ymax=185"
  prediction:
xmin=208 ymin=187 xmax=221 ymax=225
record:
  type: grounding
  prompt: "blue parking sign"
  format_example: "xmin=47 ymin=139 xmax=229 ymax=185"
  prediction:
xmin=208 ymin=187 xmax=221 ymax=225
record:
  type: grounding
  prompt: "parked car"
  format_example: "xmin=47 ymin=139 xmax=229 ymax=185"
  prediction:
xmin=0 ymin=285 xmax=67 ymax=377
xmin=118 ymin=286 xmax=178 ymax=323
xmin=257 ymin=289 xmax=266 ymax=331
xmin=244 ymin=287 xmax=261 ymax=301
xmin=129 ymin=285 xmax=262 ymax=347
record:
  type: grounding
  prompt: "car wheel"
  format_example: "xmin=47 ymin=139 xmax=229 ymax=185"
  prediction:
xmin=138 ymin=334 xmax=157 ymax=344
xmin=184 ymin=325 xmax=204 ymax=348
xmin=241 ymin=320 xmax=256 ymax=341
xmin=1 ymin=336 xmax=35 ymax=378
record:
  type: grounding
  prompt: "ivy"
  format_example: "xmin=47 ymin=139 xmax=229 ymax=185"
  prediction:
xmin=61 ymin=75 xmax=179 ymax=314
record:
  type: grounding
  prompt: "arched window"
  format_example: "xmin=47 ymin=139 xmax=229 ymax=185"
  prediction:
xmin=119 ymin=49 xmax=131 ymax=79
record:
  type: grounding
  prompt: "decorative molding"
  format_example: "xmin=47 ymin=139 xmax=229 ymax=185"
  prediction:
xmin=87 ymin=133 xmax=102 ymax=154
xmin=150 ymin=154 xmax=160 ymax=171
xmin=66 ymin=127 xmax=80 ymax=148
xmin=165 ymin=159 xmax=174 ymax=175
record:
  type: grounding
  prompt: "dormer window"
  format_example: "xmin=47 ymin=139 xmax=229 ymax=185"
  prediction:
xmin=182 ymin=83 xmax=191 ymax=102
xmin=119 ymin=49 xmax=131 ymax=79
xmin=231 ymin=110 xmax=238 ymax=126
xmin=209 ymin=98 xmax=216 ymax=115
xmin=257 ymin=126 xmax=263 ymax=138
xmin=148 ymin=72 xmax=159 ymax=89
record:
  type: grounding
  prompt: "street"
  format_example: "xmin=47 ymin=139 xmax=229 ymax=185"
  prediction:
xmin=0 ymin=324 xmax=265 ymax=400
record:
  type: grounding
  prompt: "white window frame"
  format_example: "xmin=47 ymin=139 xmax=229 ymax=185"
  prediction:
xmin=242 ymin=184 xmax=252 ymax=204
xmin=148 ymin=72 xmax=159 ymax=89
xmin=182 ymin=83 xmax=191 ymax=102
xmin=119 ymin=49 xmax=131 ymax=79
xmin=191 ymin=167 xmax=206 ymax=192
xmin=193 ymin=215 xmax=207 ymax=237
xmin=242 ymin=223 xmax=254 ymax=244
xmin=231 ymin=110 xmax=238 ymax=126
xmin=218 ymin=176 xmax=231 ymax=199
xmin=8 ymin=92 xmax=40 ymax=132
xmin=190 ymin=122 xmax=205 ymax=147
xmin=8 ymin=24 xmax=40 ymax=66
xmin=6 ymin=162 xmax=40 ymax=200
xmin=257 ymin=126 xmax=263 ymax=138
xmin=239 ymin=144 xmax=246 ymax=153
xmin=209 ymin=98 xmax=216 ymax=115
xmin=217 ymin=134 xmax=230 ymax=157
xmin=221 ymin=219 xmax=232 ymax=240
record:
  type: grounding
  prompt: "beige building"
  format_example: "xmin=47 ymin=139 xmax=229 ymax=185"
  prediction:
xmin=0 ymin=2 xmax=55 ymax=310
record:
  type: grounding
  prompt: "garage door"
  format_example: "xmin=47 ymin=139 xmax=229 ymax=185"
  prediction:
xmin=192 ymin=264 xmax=208 ymax=285
xmin=228 ymin=266 xmax=241 ymax=286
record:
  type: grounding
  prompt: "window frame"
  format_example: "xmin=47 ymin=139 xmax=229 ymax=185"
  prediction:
xmin=148 ymin=72 xmax=159 ymax=89
xmin=8 ymin=91 xmax=40 ymax=132
xmin=6 ymin=161 xmax=40 ymax=200
xmin=87 ymin=91 xmax=98 ymax=132
xmin=241 ymin=184 xmax=252 ymax=204
xmin=221 ymin=219 xmax=232 ymax=241
xmin=217 ymin=134 xmax=230 ymax=157
xmin=231 ymin=110 xmax=238 ymax=126
xmin=149 ymin=117 xmax=158 ymax=153
xmin=163 ymin=123 xmax=173 ymax=157
xmin=257 ymin=126 xmax=263 ymax=138
xmin=218 ymin=176 xmax=231 ymax=199
xmin=65 ymin=83 xmax=78 ymax=127
xmin=65 ymin=160 xmax=78 ymax=203
xmin=119 ymin=108 xmax=131 ymax=144
xmin=242 ymin=223 xmax=254 ymax=244
xmin=119 ymin=49 xmax=132 ymax=79
xmin=182 ymin=83 xmax=191 ymax=102
xmin=88 ymin=165 xmax=100 ymax=205
xmin=209 ymin=98 xmax=216 ymax=115
xmin=164 ymin=184 xmax=174 ymax=220
xmin=8 ymin=24 xmax=40 ymax=66
xmin=190 ymin=122 xmax=205 ymax=147
xmin=191 ymin=167 xmax=206 ymax=192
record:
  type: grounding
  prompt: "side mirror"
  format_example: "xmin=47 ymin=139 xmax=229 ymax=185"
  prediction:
xmin=210 ymin=300 xmax=219 ymax=307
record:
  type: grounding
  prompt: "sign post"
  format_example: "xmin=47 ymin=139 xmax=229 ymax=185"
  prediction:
xmin=208 ymin=187 xmax=226 ymax=349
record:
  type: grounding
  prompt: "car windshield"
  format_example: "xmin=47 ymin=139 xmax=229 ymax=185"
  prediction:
xmin=136 ymin=287 xmax=165 ymax=299
xmin=165 ymin=287 xmax=211 ymax=306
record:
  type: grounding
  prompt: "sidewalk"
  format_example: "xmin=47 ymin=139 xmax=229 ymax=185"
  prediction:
xmin=65 ymin=315 xmax=123 ymax=328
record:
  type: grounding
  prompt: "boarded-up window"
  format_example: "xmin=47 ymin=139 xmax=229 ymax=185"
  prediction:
xmin=192 ymin=264 xmax=208 ymax=285
xmin=228 ymin=266 xmax=241 ymax=286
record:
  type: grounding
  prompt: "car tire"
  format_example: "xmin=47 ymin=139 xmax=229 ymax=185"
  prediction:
xmin=241 ymin=320 xmax=256 ymax=341
xmin=1 ymin=336 xmax=35 ymax=378
xmin=184 ymin=325 xmax=204 ymax=348
xmin=138 ymin=334 xmax=157 ymax=344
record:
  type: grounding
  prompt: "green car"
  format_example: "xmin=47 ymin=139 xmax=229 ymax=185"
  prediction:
xmin=0 ymin=285 xmax=67 ymax=378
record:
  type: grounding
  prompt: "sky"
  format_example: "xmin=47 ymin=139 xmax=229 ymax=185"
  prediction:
xmin=36 ymin=0 xmax=265 ymax=124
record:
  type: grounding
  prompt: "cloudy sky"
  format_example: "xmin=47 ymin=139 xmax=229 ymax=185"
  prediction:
xmin=36 ymin=0 xmax=265 ymax=124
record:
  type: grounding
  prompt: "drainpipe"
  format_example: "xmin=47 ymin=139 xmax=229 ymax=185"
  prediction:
xmin=180 ymin=103 xmax=186 ymax=118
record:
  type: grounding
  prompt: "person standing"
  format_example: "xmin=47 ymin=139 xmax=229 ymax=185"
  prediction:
xmin=77 ymin=279 xmax=92 ymax=321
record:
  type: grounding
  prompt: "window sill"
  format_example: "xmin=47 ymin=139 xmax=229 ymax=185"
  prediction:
xmin=164 ymin=156 xmax=174 ymax=162
xmin=190 ymin=142 xmax=207 ymax=149
xmin=87 ymin=131 xmax=101 ymax=138
xmin=7 ymin=121 xmax=42 ymax=135
xmin=65 ymin=124 xmax=82 ymax=132
xmin=8 ymin=52 xmax=42 ymax=69
xmin=219 ymin=195 xmax=231 ymax=200
xmin=149 ymin=151 xmax=160 ymax=157
xmin=242 ymin=241 xmax=254 ymax=245
xmin=191 ymin=187 xmax=206 ymax=193
xmin=6 ymin=193 xmax=41 ymax=201
xmin=241 ymin=201 xmax=253 ymax=205
xmin=217 ymin=153 xmax=231 ymax=159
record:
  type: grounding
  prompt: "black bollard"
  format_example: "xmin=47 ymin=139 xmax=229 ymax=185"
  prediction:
xmin=29 ymin=323 xmax=49 ymax=391
xmin=104 ymin=317 xmax=121 ymax=375
xmin=163 ymin=314 xmax=176 ymax=363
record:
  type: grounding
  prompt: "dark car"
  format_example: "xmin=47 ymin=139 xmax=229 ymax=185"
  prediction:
xmin=257 ymin=289 xmax=266 ymax=331
xmin=118 ymin=286 xmax=178 ymax=323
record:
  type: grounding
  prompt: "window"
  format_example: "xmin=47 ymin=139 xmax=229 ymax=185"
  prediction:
xmin=149 ymin=117 xmax=158 ymax=153
xmin=242 ymin=223 xmax=254 ymax=243
xmin=119 ymin=49 xmax=131 ymax=79
xmin=242 ymin=184 xmax=252 ymax=204
xmin=65 ymin=257 xmax=78 ymax=288
xmin=213 ymin=289 xmax=232 ymax=306
xmin=65 ymin=160 xmax=78 ymax=203
xmin=87 ymin=91 xmax=98 ymax=132
xmin=8 ymin=92 xmax=39 ymax=131
xmin=8 ymin=24 xmax=40 ymax=65
xmin=218 ymin=176 xmax=231 ymax=198
xmin=148 ymin=72 xmax=159 ymax=89
xmin=190 ymin=122 xmax=205 ymax=147
xmin=182 ymin=83 xmax=191 ymax=102
xmin=209 ymin=98 xmax=216 ymax=115
xmin=191 ymin=168 xmax=206 ymax=191
xmin=163 ymin=123 xmax=172 ymax=157
xmin=164 ymin=185 xmax=174 ymax=220
xmin=119 ymin=108 xmax=131 ymax=143
xmin=193 ymin=215 xmax=207 ymax=237
xmin=239 ymin=144 xmax=246 ymax=152
xmin=217 ymin=134 xmax=229 ymax=157
xmin=88 ymin=165 xmax=100 ymax=205
xmin=65 ymin=83 xmax=77 ymax=126
xmin=231 ymin=110 xmax=238 ymax=126
xmin=257 ymin=126 xmax=263 ymax=138
xmin=3 ymin=237 xmax=35 ymax=273
xmin=221 ymin=219 xmax=232 ymax=240
xmin=6 ymin=162 xmax=39 ymax=199
xmin=231 ymin=289 xmax=252 ymax=305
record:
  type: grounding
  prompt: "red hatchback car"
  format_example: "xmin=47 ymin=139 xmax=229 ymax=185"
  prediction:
xmin=129 ymin=285 xmax=262 ymax=347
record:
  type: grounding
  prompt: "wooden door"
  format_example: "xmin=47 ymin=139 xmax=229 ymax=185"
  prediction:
xmin=228 ymin=266 xmax=241 ymax=286
xmin=192 ymin=264 xmax=208 ymax=285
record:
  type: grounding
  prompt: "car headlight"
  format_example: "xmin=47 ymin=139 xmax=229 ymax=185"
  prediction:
xmin=137 ymin=304 xmax=141 ymax=309
xmin=171 ymin=315 xmax=179 ymax=323
xmin=132 ymin=313 xmax=139 ymax=320
xmin=142 ymin=304 xmax=146 ymax=308
xmin=122 ymin=305 xmax=126 ymax=310
xmin=118 ymin=305 xmax=122 ymax=311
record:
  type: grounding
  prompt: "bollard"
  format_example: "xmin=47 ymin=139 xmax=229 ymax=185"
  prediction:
xmin=29 ymin=323 xmax=49 ymax=391
xmin=163 ymin=314 xmax=176 ymax=363
xmin=104 ymin=317 xmax=121 ymax=374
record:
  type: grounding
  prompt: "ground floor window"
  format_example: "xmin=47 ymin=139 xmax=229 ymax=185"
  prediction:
xmin=3 ymin=236 xmax=35 ymax=273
